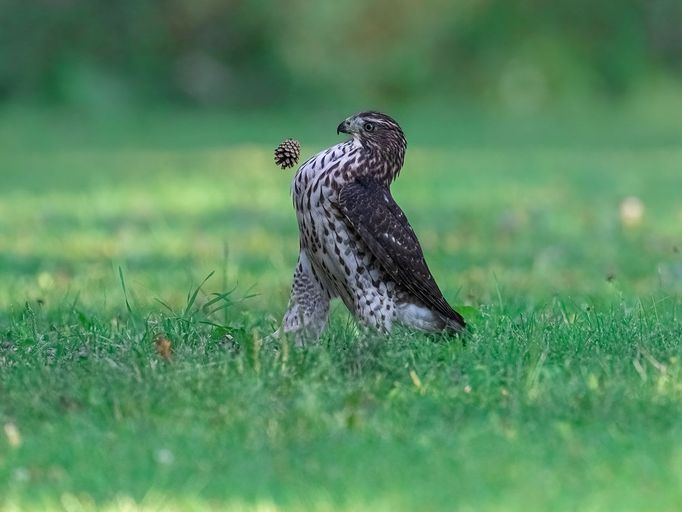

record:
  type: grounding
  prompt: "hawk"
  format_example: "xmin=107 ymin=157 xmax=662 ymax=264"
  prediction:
xmin=280 ymin=111 xmax=465 ymax=344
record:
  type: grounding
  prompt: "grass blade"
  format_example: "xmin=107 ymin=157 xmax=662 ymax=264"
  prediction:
xmin=118 ymin=266 xmax=133 ymax=314
xmin=184 ymin=270 xmax=215 ymax=318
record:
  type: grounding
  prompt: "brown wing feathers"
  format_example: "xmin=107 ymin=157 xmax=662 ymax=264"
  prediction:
xmin=337 ymin=178 xmax=465 ymax=328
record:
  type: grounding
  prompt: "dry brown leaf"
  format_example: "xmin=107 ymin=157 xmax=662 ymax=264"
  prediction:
xmin=154 ymin=335 xmax=173 ymax=361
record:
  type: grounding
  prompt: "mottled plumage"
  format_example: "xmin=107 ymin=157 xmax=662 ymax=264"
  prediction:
xmin=280 ymin=112 xmax=465 ymax=344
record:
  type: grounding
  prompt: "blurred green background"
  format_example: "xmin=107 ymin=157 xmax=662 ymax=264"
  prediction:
xmin=2 ymin=0 xmax=681 ymax=111
xmin=2 ymin=0 xmax=682 ymax=312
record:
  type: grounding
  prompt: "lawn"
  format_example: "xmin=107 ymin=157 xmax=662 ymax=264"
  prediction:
xmin=1 ymin=106 xmax=682 ymax=511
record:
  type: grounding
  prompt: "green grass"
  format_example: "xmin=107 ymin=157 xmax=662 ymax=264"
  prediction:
xmin=1 ymin=106 xmax=682 ymax=511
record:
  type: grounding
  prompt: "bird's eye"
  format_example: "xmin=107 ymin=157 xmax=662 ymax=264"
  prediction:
xmin=363 ymin=122 xmax=375 ymax=132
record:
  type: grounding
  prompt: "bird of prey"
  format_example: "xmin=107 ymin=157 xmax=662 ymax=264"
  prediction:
xmin=280 ymin=111 xmax=465 ymax=344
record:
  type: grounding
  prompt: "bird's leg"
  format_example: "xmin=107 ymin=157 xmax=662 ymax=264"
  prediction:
xmin=352 ymin=297 xmax=394 ymax=334
xmin=280 ymin=250 xmax=331 ymax=347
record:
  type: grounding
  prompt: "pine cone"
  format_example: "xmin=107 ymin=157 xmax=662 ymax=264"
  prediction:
xmin=274 ymin=138 xmax=301 ymax=170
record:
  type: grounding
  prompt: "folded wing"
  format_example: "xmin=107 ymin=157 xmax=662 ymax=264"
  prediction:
xmin=337 ymin=177 xmax=465 ymax=329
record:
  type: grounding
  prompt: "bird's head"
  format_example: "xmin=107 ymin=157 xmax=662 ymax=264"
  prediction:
xmin=337 ymin=111 xmax=407 ymax=152
xmin=336 ymin=111 xmax=408 ymax=183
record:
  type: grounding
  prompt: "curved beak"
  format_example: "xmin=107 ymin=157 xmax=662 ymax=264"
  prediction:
xmin=337 ymin=120 xmax=350 ymax=135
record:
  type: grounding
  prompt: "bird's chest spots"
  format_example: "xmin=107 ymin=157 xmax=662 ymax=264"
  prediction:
xmin=293 ymin=155 xmax=346 ymax=251
xmin=294 ymin=174 xmax=338 ymax=251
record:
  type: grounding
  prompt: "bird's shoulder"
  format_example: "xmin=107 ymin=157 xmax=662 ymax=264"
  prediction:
xmin=338 ymin=178 xmax=416 ymax=242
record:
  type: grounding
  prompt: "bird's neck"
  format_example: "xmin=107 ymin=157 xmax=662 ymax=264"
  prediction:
xmin=360 ymin=140 xmax=406 ymax=186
